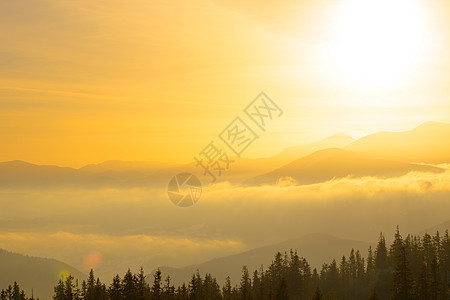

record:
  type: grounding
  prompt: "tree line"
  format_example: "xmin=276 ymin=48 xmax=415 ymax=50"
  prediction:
xmin=1 ymin=228 xmax=449 ymax=300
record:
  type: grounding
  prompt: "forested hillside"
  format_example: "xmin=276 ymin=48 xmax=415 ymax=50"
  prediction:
xmin=2 ymin=228 xmax=448 ymax=300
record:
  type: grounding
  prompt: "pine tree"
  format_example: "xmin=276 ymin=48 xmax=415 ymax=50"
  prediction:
xmin=178 ymin=283 xmax=189 ymax=300
xmin=416 ymin=261 xmax=430 ymax=300
xmin=122 ymin=269 xmax=136 ymax=300
xmin=108 ymin=274 xmax=123 ymax=300
xmin=390 ymin=227 xmax=404 ymax=265
xmin=312 ymin=287 xmax=323 ymax=300
xmin=136 ymin=267 xmax=150 ymax=300
xmin=311 ymin=269 xmax=320 ymax=295
xmin=80 ymin=280 xmax=87 ymax=300
xmin=19 ymin=291 xmax=26 ymax=300
xmin=203 ymin=274 xmax=221 ymax=300
xmin=323 ymin=259 xmax=339 ymax=300
xmin=239 ymin=266 xmax=252 ymax=300
xmin=429 ymin=256 xmax=441 ymax=299
xmin=189 ymin=271 xmax=203 ymax=300
xmin=405 ymin=235 xmax=422 ymax=279
xmin=4 ymin=285 xmax=12 ymax=300
xmin=339 ymin=256 xmax=349 ymax=299
xmin=231 ymin=286 xmax=240 ymax=300
xmin=151 ymin=269 xmax=162 ymax=300
xmin=252 ymin=270 xmax=261 ymax=300
xmin=0 ymin=289 xmax=6 ymax=300
xmin=11 ymin=282 xmax=20 ymax=300
xmin=223 ymin=276 xmax=232 ymax=300
xmin=53 ymin=280 xmax=65 ymax=300
xmin=73 ymin=279 xmax=81 ymax=300
xmin=65 ymin=275 xmax=76 ymax=300
xmin=422 ymin=234 xmax=435 ymax=268
xmin=374 ymin=233 xmax=392 ymax=300
xmin=275 ymin=276 xmax=287 ymax=300
xmin=95 ymin=278 xmax=107 ymax=300
xmin=356 ymin=250 xmax=365 ymax=280
xmin=440 ymin=230 xmax=449 ymax=300
xmin=391 ymin=243 xmax=414 ymax=300
xmin=300 ymin=258 xmax=313 ymax=300
xmin=367 ymin=246 xmax=375 ymax=279
xmin=287 ymin=250 xmax=302 ymax=300
xmin=85 ymin=270 xmax=96 ymax=300
xmin=163 ymin=276 xmax=175 ymax=300
xmin=375 ymin=233 xmax=389 ymax=271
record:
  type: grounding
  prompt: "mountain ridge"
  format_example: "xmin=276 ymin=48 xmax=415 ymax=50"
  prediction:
xmin=345 ymin=121 xmax=450 ymax=163
xmin=1 ymin=121 xmax=449 ymax=188
xmin=247 ymin=148 xmax=444 ymax=185
xmin=149 ymin=233 xmax=373 ymax=287
xmin=0 ymin=248 xmax=85 ymax=300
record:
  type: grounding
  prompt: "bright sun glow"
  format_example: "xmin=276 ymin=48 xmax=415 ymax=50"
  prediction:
xmin=328 ymin=0 xmax=429 ymax=88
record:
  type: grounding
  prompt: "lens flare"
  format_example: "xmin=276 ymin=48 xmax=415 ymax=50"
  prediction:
xmin=83 ymin=251 xmax=102 ymax=270
xmin=58 ymin=270 xmax=71 ymax=281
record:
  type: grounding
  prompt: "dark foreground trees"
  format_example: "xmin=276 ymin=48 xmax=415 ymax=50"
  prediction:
xmin=0 ymin=281 xmax=35 ymax=300
xmin=2 ymin=228 xmax=449 ymax=300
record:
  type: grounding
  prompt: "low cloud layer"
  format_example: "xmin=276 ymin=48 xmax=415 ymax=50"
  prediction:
xmin=1 ymin=167 xmax=449 ymax=280
xmin=0 ymin=231 xmax=244 ymax=280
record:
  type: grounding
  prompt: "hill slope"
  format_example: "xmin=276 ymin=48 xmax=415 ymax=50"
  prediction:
xmin=248 ymin=148 xmax=443 ymax=185
xmin=417 ymin=219 xmax=450 ymax=235
xmin=216 ymin=133 xmax=355 ymax=182
xmin=0 ymin=133 xmax=354 ymax=187
xmin=270 ymin=133 xmax=355 ymax=164
xmin=345 ymin=121 xmax=450 ymax=163
xmin=0 ymin=248 xmax=84 ymax=300
xmin=153 ymin=233 xmax=372 ymax=286
xmin=1 ymin=122 xmax=449 ymax=187
xmin=0 ymin=160 xmax=177 ymax=189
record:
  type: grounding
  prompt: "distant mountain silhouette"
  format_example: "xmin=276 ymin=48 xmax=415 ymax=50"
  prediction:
xmin=0 ymin=160 xmax=176 ymax=189
xmin=345 ymin=121 xmax=450 ymax=163
xmin=79 ymin=160 xmax=180 ymax=173
xmin=1 ymin=122 xmax=448 ymax=188
xmin=0 ymin=160 xmax=119 ymax=188
xmin=0 ymin=248 xmax=84 ymax=300
xmin=270 ymin=132 xmax=355 ymax=165
xmin=151 ymin=233 xmax=372 ymax=287
xmin=0 ymin=133 xmax=354 ymax=187
xmin=417 ymin=219 xmax=450 ymax=235
xmin=222 ymin=133 xmax=355 ymax=181
xmin=248 ymin=148 xmax=444 ymax=185
xmin=151 ymin=219 xmax=449 ymax=287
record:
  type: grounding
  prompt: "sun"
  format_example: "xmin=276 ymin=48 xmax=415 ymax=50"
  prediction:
xmin=327 ymin=0 xmax=429 ymax=88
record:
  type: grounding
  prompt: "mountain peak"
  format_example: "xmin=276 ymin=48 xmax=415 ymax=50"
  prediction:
xmin=0 ymin=160 xmax=37 ymax=167
xmin=324 ymin=132 xmax=354 ymax=141
xmin=346 ymin=121 xmax=450 ymax=164
xmin=414 ymin=121 xmax=450 ymax=131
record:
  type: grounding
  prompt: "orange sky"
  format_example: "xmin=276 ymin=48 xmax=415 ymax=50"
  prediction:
xmin=1 ymin=0 xmax=449 ymax=167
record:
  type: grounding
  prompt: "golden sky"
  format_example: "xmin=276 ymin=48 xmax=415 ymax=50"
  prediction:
xmin=1 ymin=0 xmax=449 ymax=167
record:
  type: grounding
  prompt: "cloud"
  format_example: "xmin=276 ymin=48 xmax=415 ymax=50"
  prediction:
xmin=1 ymin=167 xmax=449 ymax=280
xmin=0 ymin=231 xmax=244 ymax=280
xmin=204 ymin=165 xmax=450 ymax=201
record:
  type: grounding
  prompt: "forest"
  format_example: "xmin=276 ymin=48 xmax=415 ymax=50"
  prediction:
xmin=1 ymin=228 xmax=448 ymax=300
